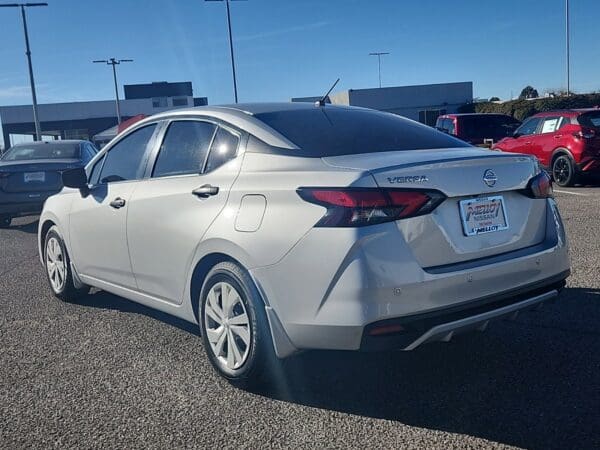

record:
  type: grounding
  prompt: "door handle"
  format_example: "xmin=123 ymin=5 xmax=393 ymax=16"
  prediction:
xmin=554 ymin=134 xmax=562 ymax=139
xmin=525 ymin=141 xmax=532 ymax=145
xmin=109 ymin=197 xmax=126 ymax=209
xmin=192 ymin=184 xmax=219 ymax=198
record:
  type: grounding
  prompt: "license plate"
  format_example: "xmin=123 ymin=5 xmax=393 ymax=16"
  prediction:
xmin=24 ymin=172 xmax=45 ymax=183
xmin=459 ymin=195 xmax=509 ymax=236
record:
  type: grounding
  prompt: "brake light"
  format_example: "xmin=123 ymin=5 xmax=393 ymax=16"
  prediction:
xmin=525 ymin=171 xmax=553 ymax=199
xmin=297 ymin=187 xmax=446 ymax=227
xmin=573 ymin=127 xmax=596 ymax=140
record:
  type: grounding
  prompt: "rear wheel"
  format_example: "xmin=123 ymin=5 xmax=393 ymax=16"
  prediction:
xmin=0 ymin=215 xmax=12 ymax=228
xmin=199 ymin=261 xmax=277 ymax=387
xmin=552 ymin=154 xmax=577 ymax=187
xmin=44 ymin=226 xmax=90 ymax=302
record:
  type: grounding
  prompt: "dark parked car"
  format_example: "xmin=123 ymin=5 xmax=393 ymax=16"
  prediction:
xmin=0 ymin=140 xmax=97 ymax=227
xmin=436 ymin=113 xmax=521 ymax=146
xmin=493 ymin=109 xmax=600 ymax=186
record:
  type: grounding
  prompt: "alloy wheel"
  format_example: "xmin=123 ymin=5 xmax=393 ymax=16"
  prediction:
xmin=204 ymin=282 xmax=251 ymax=370
xmin=553 ymin=157 xmax=571 ymax=186
xmin=46 ymin=237 xmax=67 ymax=292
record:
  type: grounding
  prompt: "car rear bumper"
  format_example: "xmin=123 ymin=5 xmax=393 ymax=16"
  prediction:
xmin=0 ymin=191 xmax=58 ymax=216
xmin=253 ymin=199 xmax=570 ymax=357
xmin=578 ymin=156 xmax=600 ymax=173
xmin=359 ymin=273 xmax=566 ymax=351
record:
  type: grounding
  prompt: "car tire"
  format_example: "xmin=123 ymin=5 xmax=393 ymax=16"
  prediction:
xmin=44 ymin=226 xmax=90 ymax=302
xmin=0 ymin=215 xmax=12 ymax=228
xmin=199 ymin=261 xmax=277 ymax=387
xmin=552 ymin=154 xmax=578 ymax=187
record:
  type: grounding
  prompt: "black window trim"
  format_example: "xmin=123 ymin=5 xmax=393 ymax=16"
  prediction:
xmin=145 ymin=117 xmax=245 ymax=180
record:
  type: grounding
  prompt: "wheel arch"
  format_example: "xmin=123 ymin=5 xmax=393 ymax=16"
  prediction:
xmin=550 ymin=147 xmax=575 ymax=166
xmin=38 ymin=218 xmax=57 ymax=265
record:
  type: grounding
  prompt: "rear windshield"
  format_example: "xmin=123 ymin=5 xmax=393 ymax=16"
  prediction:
xmin=577 ymin=112 xmax=600 ymax=128
xmin=1 ymin=143 xmax=80 ymax=161
xmin=254 ymin=107 xmax=469 ymax=156
xmin=460 ymin=115 xmax=521 ymax=139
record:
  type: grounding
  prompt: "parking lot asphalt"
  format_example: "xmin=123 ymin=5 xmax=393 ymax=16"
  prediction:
xmin=1 ymin=189 xmax=599 ymax=450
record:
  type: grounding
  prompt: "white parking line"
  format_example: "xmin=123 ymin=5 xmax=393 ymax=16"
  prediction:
xmin=554 ymin=189 xmax=590 ymax=197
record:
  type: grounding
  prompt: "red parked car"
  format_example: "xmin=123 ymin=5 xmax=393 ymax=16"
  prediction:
xmin=493 ymin=109 xmax=600 ymax=186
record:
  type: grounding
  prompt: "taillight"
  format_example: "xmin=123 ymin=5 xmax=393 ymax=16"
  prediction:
xmin=572 ymin=127 xmax=596 ymax=139
xmin=297 ymin=187 xmax=446 ymax=227
xmin=524 ymin=171 xmax=553 ymax=199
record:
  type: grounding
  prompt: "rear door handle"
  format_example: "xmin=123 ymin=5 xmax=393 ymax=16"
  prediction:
xmin=192 ymin=184 xmax=219 ymax=198
xmin=554 ymin=134 xmax=562 ymax=139
xmin=109 ymin=197 xmax=126 ymax=209
xmin=525 ymin=141 xmax=532 ymax=145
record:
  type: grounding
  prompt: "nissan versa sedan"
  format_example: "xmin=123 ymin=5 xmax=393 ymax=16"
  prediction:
xmin=0 ymin=140 xmax=97 ymax=227
xmin=38 ymin=103 xmax=570 ymax=385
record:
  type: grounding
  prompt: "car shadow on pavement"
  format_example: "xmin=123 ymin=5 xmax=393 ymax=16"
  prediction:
xmin=254 ymin=287 xmax=600 ymax=450
xmin=6 ymin=217 xmax=39 ymax=234
xmin=78 ymin=290 xmax=199 ymax=336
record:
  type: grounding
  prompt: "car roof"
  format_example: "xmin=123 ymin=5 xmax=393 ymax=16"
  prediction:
xmin=534 ymin=108 xmax=600 ymax=117
xmin=134 ymin=102 xmax=366 ymax=150
xmin=10 ymin=140 xmax=86 ymax=147
xmin=440 ymin=113 xmax=515 ymax=118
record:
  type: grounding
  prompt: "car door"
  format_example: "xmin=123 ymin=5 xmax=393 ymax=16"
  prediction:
xmin=535 ymin=116 xmax=564 ymax=166
xmin=69 ymin=123 xmax=159 ymax=289
xmin=502 ymin=116 xmax=542 ymax=155
xmin=126 ymin=119 xmax=244 ymax=304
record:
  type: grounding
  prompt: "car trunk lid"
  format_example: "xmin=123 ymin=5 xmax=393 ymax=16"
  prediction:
xmin=0 ymin=159 xmax=79 ymax=193
xmin=323 ymin=148 xmax=547 ymax=268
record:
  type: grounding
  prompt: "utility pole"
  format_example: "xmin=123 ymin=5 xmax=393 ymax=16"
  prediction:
xmin=92 ymin=58 xmax=133 ymax=124
xmin=369 ymin=52 xmax=389 ymax=88
xmin=1 ymin=2 xmax=48 ymax=141
xmin=565 ymin=0 xmax=570 ymax=96
xmin=206 ymin=0 xmax=245 ymax=103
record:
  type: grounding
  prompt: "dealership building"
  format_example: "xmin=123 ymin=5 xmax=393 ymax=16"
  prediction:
xmin=292 ymin=81 xmax=473 ymax=125
xmin=0 ymin=81 xmax=208 ymax=149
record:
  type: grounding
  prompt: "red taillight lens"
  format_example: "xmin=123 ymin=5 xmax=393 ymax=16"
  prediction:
xmin=526 ymin=171 xmax=553 ymax=199
xmin=297 ymin=188 xmax=446 ymax=227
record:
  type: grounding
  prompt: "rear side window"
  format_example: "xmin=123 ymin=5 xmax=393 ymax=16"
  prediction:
xmin=254 ymin=107 xmax=468 ymax=157
xmin=205 ymin=127 xmax=240 ymax=173
xmin=540 ymin=117 xmax=561 ymax=134
xmin=152 ymin=121 xmax=217 ymax=178
xmin=99 ymin=124 xmax=157 ymax=183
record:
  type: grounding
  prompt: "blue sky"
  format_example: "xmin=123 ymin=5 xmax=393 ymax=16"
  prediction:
xmin=0 ymin=0 xmax=598 ymax=109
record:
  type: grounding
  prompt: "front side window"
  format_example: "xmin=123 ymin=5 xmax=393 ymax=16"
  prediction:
xmin=515 ymin=117 xmax=541 ymax=137
xmin=98 ymin=124 xmax=157 ymax=183
xmin=152 ymin=121 xmax=217 ymax=178
xmin=205 ymin=127 xmax=240 ymax=173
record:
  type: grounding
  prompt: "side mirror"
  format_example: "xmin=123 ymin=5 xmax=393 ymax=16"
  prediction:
xmin=62 ymin=167 xmax=88 ymax=190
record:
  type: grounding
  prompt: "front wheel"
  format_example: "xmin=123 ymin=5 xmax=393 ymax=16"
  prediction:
xmin=44 ymin=226 xmax=90 ymax=302
xmin=552 ymin=154 xmax=578 ymax=187
xmin=199 ymin=261 xmax=277 ymax=387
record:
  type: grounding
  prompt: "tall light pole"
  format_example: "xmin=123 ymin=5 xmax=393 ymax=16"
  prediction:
xmin=206 ymin=0 xmax=245 ymax=103
xmin=1 ymin=2 xmax=48 ymax=141
xmin=565 ymin=0 xmax=570 ymax=96
xmin=92 ymin=58 xmax=133 ymax=125
xmin=369 ymin=52 xmax=389 ymax=88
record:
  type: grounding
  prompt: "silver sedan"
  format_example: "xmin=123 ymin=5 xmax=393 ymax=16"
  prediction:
xmin=38 ymin=103 xmax=570 ymax=385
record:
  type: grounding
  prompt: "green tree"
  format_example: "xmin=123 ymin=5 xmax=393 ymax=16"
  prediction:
xmin=489 ymin=96 xmax=500 ymax=102
xmin=519 ymin=86 xmax=539 ymax=99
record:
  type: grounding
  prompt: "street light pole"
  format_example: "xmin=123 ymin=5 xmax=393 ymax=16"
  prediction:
xmin=93 ymin=58 xmax=133 ymax=125
xmin=369 ymin=52 xmax=389 ymax=88
xmin=206 ymin=0 xmax=244 ymax=103
xmin=1 ymin=2 xmax=48 ymax=141
xmin=565 ymin=0 xmax=570 ymax=96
